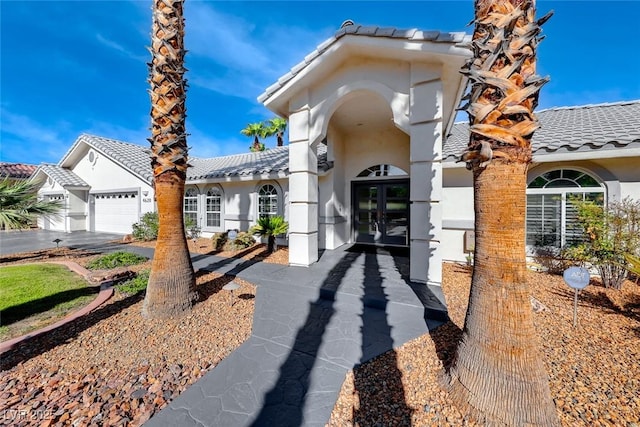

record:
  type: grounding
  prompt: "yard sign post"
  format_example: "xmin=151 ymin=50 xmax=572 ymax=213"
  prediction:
xmin=563 ymin=266 xmax=590 ymax=327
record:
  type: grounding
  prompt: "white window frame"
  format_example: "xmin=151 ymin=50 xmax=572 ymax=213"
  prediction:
xmin=184 ymin=187 xmax=199 ymax=227
xmin=257 ymin=183 xmax=279 ymax=219
xmin=526 ymin=168 xmax=605 ymax=250
xmin=204 ymin=185 xmax=224 ymax=231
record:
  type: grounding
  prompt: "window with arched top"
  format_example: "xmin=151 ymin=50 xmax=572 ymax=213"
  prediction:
xmin=184 ymin=187 xmax=199 ymax=226
xmin=357 ymin=164 xmax=408 ymax=178
xmin=526 ymin=169 xmax=605 ymax=248
xmin=206 ymin=187 xmax=222 ymax=228
xmin=258 ymin=184 xmax=278 ymax=218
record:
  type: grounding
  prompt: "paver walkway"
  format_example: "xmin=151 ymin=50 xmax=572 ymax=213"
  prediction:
xmin=145 ymin=244 xmax=448 ymax=427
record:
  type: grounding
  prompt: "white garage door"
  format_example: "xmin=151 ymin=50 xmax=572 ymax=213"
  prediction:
xmin=93 ymin=192 xmax=139 ymax=234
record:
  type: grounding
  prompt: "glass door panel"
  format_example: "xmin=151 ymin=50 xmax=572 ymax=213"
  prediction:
xmin=353 ymin=180 xmax=409 ymax=246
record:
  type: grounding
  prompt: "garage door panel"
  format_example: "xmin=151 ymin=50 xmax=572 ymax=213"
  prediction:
xmin=93 ymin=192 xmax=139 ymax=234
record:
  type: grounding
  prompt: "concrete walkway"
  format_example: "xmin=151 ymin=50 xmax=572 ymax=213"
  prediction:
xmin=0 ymin=230 xmax=127 ymax=256
xmin=146 ymin=244 xmax=448 ymax=427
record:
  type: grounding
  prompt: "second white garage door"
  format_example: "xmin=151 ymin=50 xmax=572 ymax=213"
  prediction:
xmin=93 ymin=191 xmax=139 ymax=234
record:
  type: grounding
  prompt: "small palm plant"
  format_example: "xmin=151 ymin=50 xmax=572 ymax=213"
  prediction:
xmin=0 ymin=178 xmax=62 ymax=230
xmin=251 ymin=215 xmax=288 ymax=253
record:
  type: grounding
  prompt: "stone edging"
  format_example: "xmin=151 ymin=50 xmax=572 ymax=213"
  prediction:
xmin=0 ymin=261 xmax=114 ymax=354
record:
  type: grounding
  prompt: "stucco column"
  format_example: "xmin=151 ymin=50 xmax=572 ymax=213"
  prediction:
xmin=409 ymin=65 xmax=443 ymax=285
xmin=288 ymin=101 xmax=319 ymax=266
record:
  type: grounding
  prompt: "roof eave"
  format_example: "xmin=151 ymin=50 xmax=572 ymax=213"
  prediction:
xmin=260 ymin=34 xmax=471 ymax=117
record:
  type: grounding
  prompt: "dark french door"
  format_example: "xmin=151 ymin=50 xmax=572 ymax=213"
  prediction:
xmin=353 ymin=180 xmax=409 ymax=246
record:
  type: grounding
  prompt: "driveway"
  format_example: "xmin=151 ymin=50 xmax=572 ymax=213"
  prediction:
xmin=0 ymin=230 xmax=128 ymax=256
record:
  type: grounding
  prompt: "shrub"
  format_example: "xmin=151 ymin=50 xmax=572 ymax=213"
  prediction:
xmin=132 ymin=212 xmax=159 ymax=241
xmin=565 ymin=197 xmax=640 ymax=289
xmin=86 ymin=251 xmax=148 ymax=270
xmin=227 ymin=231 xmax=255 ymax=250
xmin=184 ymin=216 xmax=201 ymax=240
xmin=211 ymin=232 xmax=228 ymax=251
xmin=531 ymin=246 xmax=575 ymax=275
xmin=116 ymin=269 xmax=149 ymax=296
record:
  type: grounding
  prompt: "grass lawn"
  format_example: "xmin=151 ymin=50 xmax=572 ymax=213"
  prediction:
xmin=0 ymin=263 xmax=98 ymax=341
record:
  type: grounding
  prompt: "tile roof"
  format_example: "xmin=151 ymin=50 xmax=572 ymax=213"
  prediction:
xmin=188 ymin=144 xmax=330 ymax=180
xmin=258 ymin=23 xmax=469 ymax=104
xmin=73 ymin=134 xmax=154 ymax=184
xmin=64 ymin=134 xmax=330 ymax=183
xmin=444 ymin=100 xmax=640 ymax=161
xmin=189 ymin=147 xmax=289 ymax=179
xmin=37 ymin=164 xmax=89 ymax=188
xmin=0 ymin=163 xmax=37 ymax=179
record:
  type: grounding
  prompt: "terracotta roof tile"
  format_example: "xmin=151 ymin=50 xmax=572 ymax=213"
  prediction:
xmin=0 ymin=163 xmax=37 ymax=179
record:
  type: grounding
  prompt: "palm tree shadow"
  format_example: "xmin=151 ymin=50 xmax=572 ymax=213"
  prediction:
xmin=250 ymin=251 xmax=360 ymax=426
xmin=352 ymin=251 xmax=412 ymax=425
xmin=2 ymin=286 xmax=100 ymax=325
xmin=0 ymin=292 xmax=144 ymax=371
xmin=390 ymin=253 xmax=464 ymax=374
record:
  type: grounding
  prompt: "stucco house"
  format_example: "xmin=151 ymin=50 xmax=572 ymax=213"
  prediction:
xmin=32 ymin=24 xmax=640 ymax=288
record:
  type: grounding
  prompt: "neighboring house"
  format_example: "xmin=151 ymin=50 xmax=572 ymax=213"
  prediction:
xmin=0 ymin=162 xmax=37 ymax=181
xmin=32 ymin=23 xmax=640 ymax=288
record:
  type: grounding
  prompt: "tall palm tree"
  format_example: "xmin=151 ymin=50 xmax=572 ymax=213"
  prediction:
xmin=142 ymin=0 xmax=197 ymax=319
xmin=241 ymin=122 xmax=267 ymax=152
xmin=265 ymin=117 xmax=287 ymax=147
xmin=0 ymin=178 xmax=61 ymax=230
xmin=444 ymin=0 xmax=558 ymax=425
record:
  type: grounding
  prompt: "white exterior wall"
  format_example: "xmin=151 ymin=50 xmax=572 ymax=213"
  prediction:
xmin=442 ymin=167 xmax=474 ymax=262
xmin=186 ymin=178 xmax=289 ymax=241
xmin=440 ymin=156 xmax=640 ymax=262
xmin=72 ymin=147 xmax=154 ymax=232
xmin=37 ymin=178 xmax=67 ymax=231
xmin=67 ymin=190 xmax=88 ymax=231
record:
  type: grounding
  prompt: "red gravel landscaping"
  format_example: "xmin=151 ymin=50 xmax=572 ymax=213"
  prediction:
xmin=329 ymin=263 xmax=640 ymax=426
xmin=2 ymin=252 xmax=639 ymax=426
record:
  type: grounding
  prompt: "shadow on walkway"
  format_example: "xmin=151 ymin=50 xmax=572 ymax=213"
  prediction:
xmin=390 ymin=253 xmax=463 ymax=377
xmin=250 ymin=251 xmax=360 ymax=426
xmin=353 ymin=251 xmax=412 ymax=425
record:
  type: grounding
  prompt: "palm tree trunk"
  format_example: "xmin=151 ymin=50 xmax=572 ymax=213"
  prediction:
xmin=143 ymin=0 xmax=197 ymax=319
xmin=446 ymin=163 xmax=558 ymax=425
xmin=142 ymin=177 xmax=197 ymax=318
xmin=444 ymin=0 xmax=558 ymax=424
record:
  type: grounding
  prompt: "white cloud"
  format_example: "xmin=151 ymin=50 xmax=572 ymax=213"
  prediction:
xmin=183 ymin=3 xmax=331 ymax=101
xmin=96 ymin=34 xmax=148 ymax=62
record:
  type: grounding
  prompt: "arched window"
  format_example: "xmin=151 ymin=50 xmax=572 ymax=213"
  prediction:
xmin=258 ymin=184 xmax=278 ymax=218
xmin=526 ymin=169 xmax=605 ymax=248
xmin=357 ymin=164 xmax=408 ymax=178
xmin=184 ymin=187 xmax=199 ymax=226
xmin=206 ymin=187 xmax=222 ymax=228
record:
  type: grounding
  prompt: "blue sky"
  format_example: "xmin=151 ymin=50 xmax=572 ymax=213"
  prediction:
xmin=1 ymin=1 xmax=639 ymax=165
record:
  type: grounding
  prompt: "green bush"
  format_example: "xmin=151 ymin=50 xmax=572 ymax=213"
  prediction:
xmin=227 ymin=231 xmax=255 ymax=250
xmin=116 ymin=269 xmax=149 ymax=296
xmin=132 ymin=212 xmax=159 ymax=241
xmin=211 ymin=232 xmax=228 ymax=251
xmin=86 ymin=251 xmax=148 ymax=270
xmin=565 ymin=197 xmax=640 ymax=289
